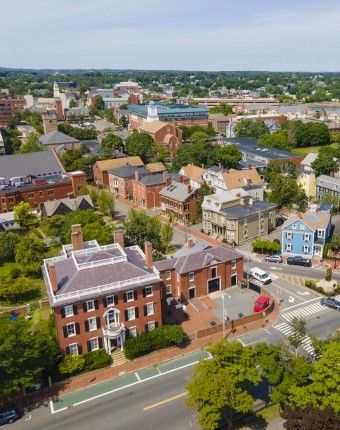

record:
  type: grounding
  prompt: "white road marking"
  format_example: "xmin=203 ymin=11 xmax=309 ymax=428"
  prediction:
xmin=282 ymin=296 xmax=321 ymax=312
xmin=273 ymin=322 xmax=315 ymax=356
xmin=283 ymin=302 xmax=326 ymax=322
xmin=135 ymin=372 xmax=141 ymax=381
xmin=297 ymin=291 xmax=310 ymax=296
xmin=288 ymin=296 xmax=295 ymax=303
xmin=271 ymin=283 xmax=307 ymax=301
xmin=24 ymin=414 xmax=32 ymax=421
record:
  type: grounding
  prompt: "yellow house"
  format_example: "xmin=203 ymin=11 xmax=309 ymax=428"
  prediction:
xmin=297 ymin=153 xmax=317 ymax=198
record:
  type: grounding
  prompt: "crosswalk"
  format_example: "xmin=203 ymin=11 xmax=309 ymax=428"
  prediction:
xmin=273 ymin=322 xmax=315 ymax=356
xmin=282 ymin=302 xmax=326 ymax=322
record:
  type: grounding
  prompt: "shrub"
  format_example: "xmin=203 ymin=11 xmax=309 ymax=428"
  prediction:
xmin=305 ymin=280 xmax=316 ymax=289
xmin=252 ymin=239 xmax=281 ymax=255
xmin=124 ymin=325 xmax=187 ymax=360
xmin=325 ymin=268 xmax=333 ymax=282
xmin=58 ymin=355 xmax=85 ymax=376
xmin=83 ymin=350 xmax=112 ymax=371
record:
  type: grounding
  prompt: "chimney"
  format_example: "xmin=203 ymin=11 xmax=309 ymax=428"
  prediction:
xmin=187 ymin=184 xmax=192 ymax=194
xmin=114 ymin=229 xmax=124 ymax=247
xmin=163 ymin=170 xmax=169 ymax=182
xmin=135 ymin=170 xmax=140 ymax=182
xmin=187 ymin=237 xmax=194 ymax=248
xmin=67 ymin=192 xmax=75 ymax=199
xmin=144 ymin=241 xmax=153 ymax=270
xmin=71 ymin=224 xmax=84 ymax=251
xmin=48 ymin=263 xmax=58 ymax=294
xmin=165 ymin=176 xmax=171 ymax=186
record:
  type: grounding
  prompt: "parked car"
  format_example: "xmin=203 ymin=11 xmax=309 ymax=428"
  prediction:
xmin=264 ymin=254 xmax=283 ymax=263
xmin=0 ymin=408 xmax=20 ymax=425
xmin=275 ymin=216 xmax=286 ymax=227
xmin=249 ymin=267 xmax=272 ymax=284
xmin=320 ymin=297 xmax=340 ymax=311
xmin=253 ymin=295 xmax=270 ymax=313
xmin=287 ymin=256 xmax=312 ymax=267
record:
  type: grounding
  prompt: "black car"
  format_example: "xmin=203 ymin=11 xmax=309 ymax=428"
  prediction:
xmin=0 ymin=408 xmax=20 ymax=425
xmin=287 ymin=256 xmax=312 ymax=267
xmin=275 ymin=216 xmax=286 ymax=227
xmin=321 ymin=297 xmax=340 ymax=311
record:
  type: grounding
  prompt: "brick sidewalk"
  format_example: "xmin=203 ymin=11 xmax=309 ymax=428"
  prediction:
xmin=29 ymin=299 xmax=280 ymax=404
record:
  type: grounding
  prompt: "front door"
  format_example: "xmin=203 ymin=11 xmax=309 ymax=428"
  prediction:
xmin=231 ymin=274 xmax=237 ymax=286
xmin=110 ymin=338 xmax=118 ymax=351
xmin=208 ymin=278 xmax=220 ymax=294
xmin=189 ymin=287 xmax=196 ymax=299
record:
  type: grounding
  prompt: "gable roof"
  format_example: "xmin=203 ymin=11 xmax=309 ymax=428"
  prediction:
xmin=222 ymin=168 xmax=263 ymax=189
xmin=160 ymin=181 xmax=195 ymax=202
xmin=39 ymin=130 xmax=79 ymax=146
xmin=283 ymin=210 xmax=331 ymax=231
xmin=155 ymin=246 xmax=241 ymax=275
xmin=179 ymin=164 xmax=204 ymax=183
xmin=108 ymin=165 xmax=148 ymax=178
xmin=40 ymin=195 xmax=94 ymax=217
xmin=94 ymin=156 xmax=144 ymax=172
xmin=146 ymin=162 xmax=166 ymax=172
xmin=138 ymin=120 xmax=169 ymax=134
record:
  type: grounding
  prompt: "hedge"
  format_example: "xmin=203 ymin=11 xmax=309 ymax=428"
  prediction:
xmin=252 ymin=239 xmax=281 ymax=255
xmin=58 ymin=349 xmax=112 ymax=377
xmin=305 ymin=279 xmax=340 ymax=296
xmin=124 ymin=325 xmax=187 ymax=360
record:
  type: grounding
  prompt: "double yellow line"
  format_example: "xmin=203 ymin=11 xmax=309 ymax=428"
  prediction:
xmin=143 ymin=392 xmax=187 ymax=412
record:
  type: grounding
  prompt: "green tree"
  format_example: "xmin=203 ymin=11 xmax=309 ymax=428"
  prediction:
xmin=90 ymin=95 xmax=105 ymax=113
xmin=190 ymin=131 xmax=209 ymax=145
xmin=101 ymin=133 xmax=124 ymax=158
xmin=19 ymin=132 xmax=43 ymax=153
xmin=0 ymin=232 xmax=20 ymax=263
xmin=69 ymin=99 xmax=77 ymax=108
xmin=160 ymin=223 xmax=173 ymax=253
xmin=281 ymin=405 xmax=340 ymax=430
xmin=125 ymin=131 xmax=156 ymax=163
xmin=288 ymin=317 xmax=307 ymax=356
xmin=15 ymin=234 xmax=46 ymax=274
xmin=286 ymin=120 xmax=330 ymax=148
xmin=13 ymin=201 xmax=36 ymax=228
xmin=312 ymin=152 xmax=339 ymax=177
xmin=0 ymin=277 xmax=41 ymax=303
xmin=263 ymin=160 xmax=297 ymax=183
xmin=97 ymin=190 xmax=115 ymax=216
xmin=58 ymin=355 xmax=85 ymax=376
xmin=267 ymin=174 xmax=307 ymax=210
xmin=234 ymin=119 xmax=269 ymax=140
xmin=209 ymin=103 xmax=234 ymax=115
xmin=119 ymin=115 xmax=128 ymax=129
xmin=259 ymin=129 xmax=293 ymax=151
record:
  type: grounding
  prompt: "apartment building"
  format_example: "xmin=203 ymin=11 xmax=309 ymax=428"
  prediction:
xmin=160 ymin=181 xmax=199 ymax=224
xmin=43 ymin=227 xmax=163 ymax=355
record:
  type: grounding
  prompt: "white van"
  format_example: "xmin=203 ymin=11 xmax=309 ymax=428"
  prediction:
xmin=249 ymin=267 xmax=272 ymax=285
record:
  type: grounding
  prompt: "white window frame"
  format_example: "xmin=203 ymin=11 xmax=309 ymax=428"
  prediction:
xmin=127 ymin=307 xmax=136 ymax=321
xmin=300 ymin=225 xmax=305 ymax=231
xmin=126 ymin=290 xmax=134 ymax=302
xmin=292 ymin=224 xmax=297 ymax=230
xmin=64 ymin=304 xmax=74 ymax=318
xmin=318 ymin=229 xmax=324 ymax=238
xmin=146 ymin=302 xmax=154 ymax=316
xmin=144 ymin=286 xmax=153 ymax=297
xmin=86 ymin=300 xmax=95 ymax=312
xmin=286 ymin=243 xmax=292 ymax=252
xmin=106 ymin=296 xmax=114 ymax=306
xmin=304 ymin=234 xmax=310 ymax=241
xmin=66 ymin=322 xmax=76 ymax=337
xmin=88 ymin=317 xmax=97 ymax=331
xmin=166 ymin=285 xmax=172 ymax=295
xmin=147 ymin=321 xmax=156 ymax=331
xmin=286 ymin=232 xmax=293 ymax=240
xmin=89 ymin=337 xmax=99 ymax=351
xmin=231 ymin=260 xmax=236 ymax=270
xmin=303 ymin=245 xmax=310 ymax=254
xmin=165 ymin=271 xmax=171 ymax=280
xmin=129 ymin=326 xmax=137 ymax=337
xmin=188 ymin=272 xmax=194 ymax=282
xmin=68 ymin=343 xmax=78 ymax=355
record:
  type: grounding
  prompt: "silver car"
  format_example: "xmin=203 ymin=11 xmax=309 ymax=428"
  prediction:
xmin=264 ymin=254 xmax=283 ymax=263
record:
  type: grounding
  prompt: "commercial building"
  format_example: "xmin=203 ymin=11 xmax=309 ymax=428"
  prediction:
xmin=0 ymin=151 xmax=86 ymax=213
xmin=43 ymin=227 xmax=163 ymax=355
xmin=208 ymin=113 xmax=230 ymax=133
xmin=160 ymin=181 xmax=199 ymax=224
xmin=136 ymin=120 xmax=183 ymax=155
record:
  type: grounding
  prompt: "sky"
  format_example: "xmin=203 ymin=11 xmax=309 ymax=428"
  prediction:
xmin=1 ymin=0 xmax=340 ymax=71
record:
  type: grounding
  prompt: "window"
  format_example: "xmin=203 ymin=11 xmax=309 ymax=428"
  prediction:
xmin=48 ymin=189 xmax=54 ymax=196
xmin=304 ymin=234 xmax=310 ymax=241
xmin=286 ymin=243 xmax=292 ymax=252
xmin=292 ymin=224 xmax=297 ymax=229
xmin=66 ymin=323 xmax=76 ymax=337
xmin=318 ymin=229 xmax=324 ymax=238
xmin=107 ymin=309 xmax=119 ymax=326
xmin=286 ymin=232 xmax=293 ymax=240
xmin=211 ymin=267 xmax=217 ymax=279
xmin=129 ymin=326 xmax=137 ymax=337
xmin=231 ymin=260 xmax=236 ymax=270
xmin=86 ymin=300 xmax=94 ymax=312
xmin=166 ymin=285 xmax=172 ymax=295
xmin=68 ymin=343 xmax=78 ymax=355
xmin=303 ymin=245 xmax=310 ymax=254
xmin=126 ymin=290 xmax=134 ymax=302
xmin=165 ymin=271 xmax=171 ymax=280
xmin=300 ymin=225 xmax=305 ymax=231
xmin=89 ymin=337 xmax=99 ymax=351
xmin=146 ymin=303 xmax=154 ymax=316
xmin=64 ymin=305 xmax=74 ymax=317
xmin=147 ymin=321 xmax=156 ymax=331
xmin=127 ymin=308 xmax=136 ymax=321
xmin=106 ymin=296 xmax=114 ymax=306
xmin=88 ymin=317 xmax=97 ymax=331
xmin=188 ymin=272 xmax=194 ymax=281
xmin=144 ymin=286 xmax=153 ymax=297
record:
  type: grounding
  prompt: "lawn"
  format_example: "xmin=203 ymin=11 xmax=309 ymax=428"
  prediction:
xmin=32 ymin=306 xmax=51 ymax=331
xmin=292 ymin=143 xmax=337 ymax=157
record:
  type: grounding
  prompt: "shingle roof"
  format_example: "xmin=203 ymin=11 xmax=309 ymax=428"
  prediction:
xmin=220 ymin=200 xmax=277 ymax=219
xmin=160 ymin=181 xmax=195 ymax=202
xmin=138 ymin=173 xmax=165 ymax=186
xmin=155 ymin=246 xmax=241 ymax=275
xmin=0 ymin=151 xmax=65 ymax=178
xmin=39 ymin=130 xmax=79 ymax=146
xmin=94 ymin=156 xmax=144 ymax=171
xmin=283 ymin=210 xmax=331 ymax=231
xmin=222 ymin=168 xmax=263 ymax=189
xmin=138 ymin=120 xmax=168 ymax=134
xmin=146 ymin=162 xmax=166 ymax=172
xmin=179 ymin=164 xmax=204 ymax=183
xmin=108 ymin=165 xmax=148 ymax=178
xmin=40 ymin=195 xmax=94 ymax=217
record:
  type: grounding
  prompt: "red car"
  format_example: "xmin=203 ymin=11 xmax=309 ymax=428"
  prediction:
xmin=253 ymin=295 xmax=269 ymax=313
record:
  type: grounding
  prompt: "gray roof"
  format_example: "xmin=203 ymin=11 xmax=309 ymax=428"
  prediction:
xmin=317 ymin=174 xmax=340 ymax=192
xmin=220 ymin=200 xmax=277 ymax=219
xmin=139 ymin=173 xmax=165 ymax=186
xmin=172 ymin=238 xmax=211 ymax=258
xmin=108 ymin=165 xmax=148 ymax=178
xmin=40 ymin=195 xmax=94 ymax=217
xmin=160 ymin=181 xmax=195 ymax=202
xmin=0 ymin=151 xmax=65 ymax=178
xmin=155 ymin=246 xmax=242 ymax=274
xmin=39 ymin=130 xmax=79 ymax=146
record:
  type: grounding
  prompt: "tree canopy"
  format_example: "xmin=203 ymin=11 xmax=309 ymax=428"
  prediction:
xmin=125 ymin=131 xmax=156 ymax=163
xmin=234 ymin=119 xmax=269 ymax=140
xmin=13 ymin=201 xmax=36 ymax=228
xmin=19 ymin=133 xmax=43 ymax=153
xmin=312 ymin=151 xmax=339 ymax=177
xmin=285 ymin=120 xmax=331 ymax=148
xmin=15 ymin=234 xmax=46 ymax=274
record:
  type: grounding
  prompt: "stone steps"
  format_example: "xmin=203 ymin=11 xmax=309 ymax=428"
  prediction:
xmin=111 ymin=349 xmax=128 ymax=367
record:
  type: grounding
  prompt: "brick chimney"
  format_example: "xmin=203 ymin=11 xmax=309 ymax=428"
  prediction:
xmin=187 ymin=237 xmax=194 ymax=248
xmin=187 ymin=184 xmax=192 ymax=194
xmin=144 ymin=241 xmax=153 ymax=270
xmin=48 ymin=263 xmax=59 ymax=294
xmin=55 ymin=99 xmax=65 ymax=121
xmin=114 ymin=230 xmax=124 ymax=247
xmin=135 ymin=170 xmax=140 ymax=182
xmin=71 ymin=224 xmax=84 ymax=251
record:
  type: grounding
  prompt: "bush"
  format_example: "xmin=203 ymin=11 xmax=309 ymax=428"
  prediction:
xmin=83 ymin=350 xmax=112 ymax=371
xmin=124 ymin=325 xmax=187 ymax=360
xmin=325 ymin=268 xmax=332 ymax=282
xmin=58 ymin=355 xmax=85 ymax=376
xmin=252 ymin=239 xmax=281 ymax=255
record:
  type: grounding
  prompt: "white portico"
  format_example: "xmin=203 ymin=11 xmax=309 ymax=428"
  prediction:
xmin=102 ymin=308 xmax=126 ymax=352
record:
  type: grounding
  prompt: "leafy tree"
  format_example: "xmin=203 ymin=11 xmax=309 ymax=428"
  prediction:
xmin=179 ymin=124 xmax=215 ymax=140
xmin=190 ymin=131 xmax=209 ymax=144
xmin=101 ymin=133 xmax=124 ymax=158
xmin=329 ymin=234 xmax=340 ymax=254
xmin=281 ymin=405 xmax=340 ymax=430
xmin=209 ymin=103 xmax=234 ymax=115
xmin=13 ymin=201 xmax=36 ymax=228
xmin=234 ymin=119 xmax=269 ymax=140
xmin=312 ymin=152 xmax=339 ymax=177
xmin=259 ymin=129 xmax=293 ymax=151
xmin=58 ymin=355 xmax=85 ymax=376
xmin=0 ymin=277 xmax=40 ymax=303
xmin=267 ymin=174 xmax=307 ymax=210
xmin=19 ymin=132 xmax=43 ymax=153
xmin=263 ymin=160 xmax=297 ymax=183
xmin=59 ymin=148 xmax=98 ymax=180
xmin=288 ymin=317 xmax=307 ymax=356
xmin=97 ymin=190 xmax=115 ymax=216
xmin=285 ymin=120 xmax=331 ymax=148
xmin=0 ymin=232 xmax=20 ymax=263
xmin=69 ymin=98 xmax=77 ymax=108
xmin=90 ymin=95 xmax=105 ymax=113
xmin=58 ymin=122 xmax=98 ymax=140
xmin=160 ymin=223 xmax=173 ymax=253
xmin=15 ymin=234 xmax=46 ymax=274
xmin=125 ymin=131 xmax=156 ymax=163
xmin=119 ymin=115 xmax=128 ymax=129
